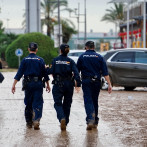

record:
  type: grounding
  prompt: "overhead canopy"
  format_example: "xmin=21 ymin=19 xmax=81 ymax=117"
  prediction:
xmin=120 ymin=21 xmax=137 ymax=28
xmin=133 ymin=15 xmax=147 ymax=20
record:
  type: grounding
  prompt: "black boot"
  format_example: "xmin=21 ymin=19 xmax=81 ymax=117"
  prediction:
xmin=26 ymin=122 xmax=32 ymax=128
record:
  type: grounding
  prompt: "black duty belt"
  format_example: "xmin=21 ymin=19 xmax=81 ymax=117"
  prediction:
xmin=52 ymin=75 xmax=73 ymax=87
xmin=82 ymin=75 xmax=101 ymax=82
xmin=54 ymin=75 xmax=72 ymax=81
xmin=60 ymin=77 xmax=72 ymax=81
xmin=24 ymin=76 xmax=42 ymax=82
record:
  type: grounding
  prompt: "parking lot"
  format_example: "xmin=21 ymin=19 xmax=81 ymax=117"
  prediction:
xmin=0 ymin=72 xmax=147 ymax=147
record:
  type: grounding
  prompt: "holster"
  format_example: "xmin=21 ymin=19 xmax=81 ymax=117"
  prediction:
xmin=52 ymin=75 xmax=72 ymax=87
xmin=91 ymin=77 xmax=101 ymax=83
xmin=22 ymin=76 xmax=43 ymax=90
xmin=82 ymin=75 xmax=101 ymax=83
xmin=22 ymin=78 xmax=29 ymax=91
xmin=52 ymin=79 xmax=64 ymax=87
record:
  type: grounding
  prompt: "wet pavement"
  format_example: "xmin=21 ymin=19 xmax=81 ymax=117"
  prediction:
xmin=0 ymin=72 xmax=147 ymax=147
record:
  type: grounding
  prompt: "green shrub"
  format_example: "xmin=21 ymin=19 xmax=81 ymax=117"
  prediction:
xmin=6 ymin=32 xmax=58 ymax=68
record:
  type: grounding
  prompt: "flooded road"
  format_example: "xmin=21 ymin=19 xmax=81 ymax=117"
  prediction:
xmin=99 ymin=87 xmax=147 ymax=147
xmin=0 ymin=72 xmax=147 ymax=147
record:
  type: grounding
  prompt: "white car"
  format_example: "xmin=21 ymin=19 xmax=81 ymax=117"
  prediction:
xmin=68 ymin=49 xmax=85 ymax=63
xmin=68 ymin=49 xmax=101 ymax=63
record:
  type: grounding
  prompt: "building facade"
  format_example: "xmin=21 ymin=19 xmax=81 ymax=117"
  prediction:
xmin=118 ymin=2 xmax=147 ymax=48
xmin=68 ymin=31 xmax=120 ymax=51
xmin=25 ymin=0 xmax=41 ymax=33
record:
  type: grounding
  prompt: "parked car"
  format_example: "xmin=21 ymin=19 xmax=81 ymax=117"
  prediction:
xmin=68 ymin=50 xmax=85 ymax=63
xmin=68 ymin=49 xmax=101 ymax=63
xmin=103 ymin=48 xmax=147 ymax=90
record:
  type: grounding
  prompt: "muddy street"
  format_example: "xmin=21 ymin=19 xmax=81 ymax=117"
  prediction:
xmin=0 ymin=72 xmax=147 ymax=147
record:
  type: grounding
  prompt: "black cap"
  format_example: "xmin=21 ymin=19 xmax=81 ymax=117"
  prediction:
xmin=29 ymin=42 xmax=38 ymax=51
xmin=85 ymin=41 xmax=94 ymax=48
xmin=60 ymin=44 xmax=69 ymax=52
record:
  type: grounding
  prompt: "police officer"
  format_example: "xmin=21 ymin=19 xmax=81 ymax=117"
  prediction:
xmin=77 ymin=41 xmax=112 ymax=130
xmin=12 ymin=42 xmax=50 ymax=130
xmin=47 ymin=44 xmax=81 ymax=131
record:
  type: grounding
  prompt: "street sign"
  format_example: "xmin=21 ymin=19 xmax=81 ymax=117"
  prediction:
xmin=15 ymin=49 xmax=23 ymax=67
xmin=15 ymin=49 xmax=23 ymax=57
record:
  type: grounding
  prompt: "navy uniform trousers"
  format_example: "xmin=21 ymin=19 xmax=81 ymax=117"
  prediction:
xmin=52 ymin=80 xmax=74 ymax=125
xmin=82 ymin=79 xmax=101 ymax=125
xmin=24 ymin=81 xmax=43 ymax=123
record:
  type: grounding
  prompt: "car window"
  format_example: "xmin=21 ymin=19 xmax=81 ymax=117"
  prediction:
xmin=77 ymin=52 xmax=84 ymax=56
xmin=103 ymin=52 xmax=116 ymax=61
xmin=68 ymin=52 xmax=84 ymax=57
xmin=135 ymin=51 xmax=147 ymax=64
xmin=68 ymin=53 xmax=76 ymax=56
xmin=111 ymin=52 xmax=134 ymax=62
xmin=99 ymin=51 xmax=107 ymax=57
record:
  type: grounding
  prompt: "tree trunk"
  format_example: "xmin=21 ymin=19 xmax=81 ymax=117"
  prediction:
xmin=47 ymin=25 xmax=51 ymax=37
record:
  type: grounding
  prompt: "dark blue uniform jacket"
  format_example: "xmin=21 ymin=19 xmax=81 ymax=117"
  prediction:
xmin=14 ymin=53 xmax=49 ymax=81
xmin=77 ymin=50 xmax=108 ymax=80
xmin=47 ymin=54 xmax=81 ymax=87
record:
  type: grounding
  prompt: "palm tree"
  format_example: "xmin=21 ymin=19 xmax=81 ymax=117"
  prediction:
xmin=101 ymin=2 xmax=124 ymax=29
xmin=61 ymin=19 xmax=77 ymax=43
xmin=41 ymin=0 xmax=74 ymax=37
xmin=101 ymin=0 xmax=139 ymax=33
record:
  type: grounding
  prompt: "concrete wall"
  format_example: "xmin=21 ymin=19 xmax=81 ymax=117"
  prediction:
xmin=25 ymin=0 xmax=41 ymax=33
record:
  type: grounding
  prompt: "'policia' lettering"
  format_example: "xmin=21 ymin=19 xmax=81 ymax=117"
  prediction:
xmin=56 ymin=61 xmax=70 ymax=65
xmin=25 ymin=57 xmax=40 ymax=60
xmin=83 ymin=55 xmax=98 ymax=58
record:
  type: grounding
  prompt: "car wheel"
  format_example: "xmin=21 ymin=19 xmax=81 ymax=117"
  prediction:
xmin=124 ymin=87 xmax=136 ymax=91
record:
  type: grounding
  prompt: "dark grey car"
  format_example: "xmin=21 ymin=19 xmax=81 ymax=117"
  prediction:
xmin=103 ymin=48 xmax=147 ymax=90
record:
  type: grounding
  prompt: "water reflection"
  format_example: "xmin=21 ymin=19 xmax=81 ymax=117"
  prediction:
xmin=54 ymin=131 xmax=70 ymax=147
xmin=83 ymin=129 xmax=103 ymax=147
xmin=20 ymin=128 xmax=48 ymax=146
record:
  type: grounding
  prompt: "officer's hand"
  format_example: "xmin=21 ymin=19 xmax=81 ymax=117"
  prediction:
xmin=46 ymin=85 xmax=51 ymax=93
xmin=75 ymin=87 xmax=80 ymax=93
xmin=108 ymin=84 xmax=112 ymax=94
xmin=12 ymin=85 xmax=16 ymax=94
xmin=45 ymin=65 xmax=49 ymax=68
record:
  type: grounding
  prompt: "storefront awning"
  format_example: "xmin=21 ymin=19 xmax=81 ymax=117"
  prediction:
xmin=133 ymin=15 xmax=147 ymax=20
xmin=120 ymin=21 xmax=137 ymax=28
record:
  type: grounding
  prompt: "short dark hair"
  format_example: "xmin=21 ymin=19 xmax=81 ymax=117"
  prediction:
xmin=29 ymin=42 xmax=38 ymax=51
xmin=85 ymin=41 xmax=94 ymax=48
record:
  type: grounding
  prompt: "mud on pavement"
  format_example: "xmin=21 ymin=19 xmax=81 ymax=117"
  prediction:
xmin=0 ymin=72 xmax=147 ymax=147
xmin=99 ymin=88 xmax=147 ymax=147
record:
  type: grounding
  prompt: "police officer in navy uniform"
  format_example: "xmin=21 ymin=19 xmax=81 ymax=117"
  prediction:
xmin=77 ymin=41 xmax=112 ymax=130
xmin=12 ymin=42 xmax=50 ymax=130
xmin=47 ymin=44 xmax=81 ymax=131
